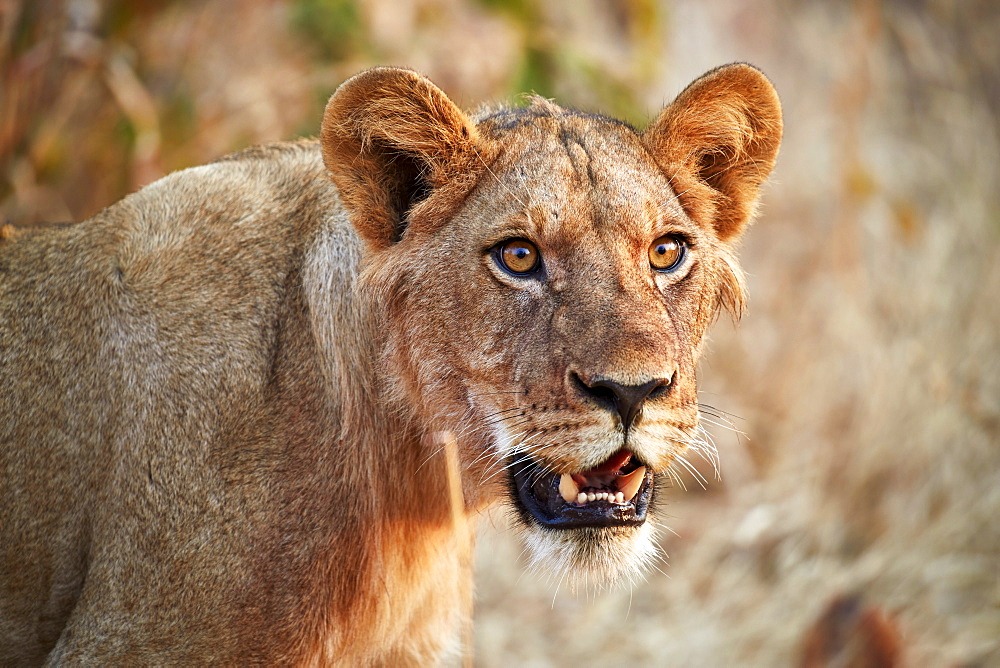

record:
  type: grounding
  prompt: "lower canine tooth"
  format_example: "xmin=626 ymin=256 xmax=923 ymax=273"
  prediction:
xmin=615 ymin=492 xmax=624 ymax=503
xmin=576 ymin=492 xmax=588 ymax=505
xmin=559 ymin=474 xmax=580 ymax=503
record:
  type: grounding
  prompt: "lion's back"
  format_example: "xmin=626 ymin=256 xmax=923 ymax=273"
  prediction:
xmin=0 ymin=140 xmax=342 ymax=453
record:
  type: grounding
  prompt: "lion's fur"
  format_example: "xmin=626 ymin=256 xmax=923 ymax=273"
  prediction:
xmin=0 ymin=65 xmax=780 ymax=663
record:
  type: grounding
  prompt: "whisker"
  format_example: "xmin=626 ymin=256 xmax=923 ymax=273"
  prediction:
xmin=664 ymin=466 xmax=686 ymax=491
xmin=672 ymin=453 xmax=709 ymax=489
xmin=488 ymin=417 xmax=532 ymax=433
xmin=696 ymin=402 xmax=743 ymax=421
xmin=468 ymin=445 xmax=508 ymax=470
xmin=479 ymin=454 xmax=533 ymax=486
xmin=699 ymin=415 xmax=747 ymax=437
xmin=471 ymin=145 xmax=528 ymax=209
xmin=482 ymin=406 xmax=527 ymax=419
xmin=482 ymin=411 xmax=528 ymax=427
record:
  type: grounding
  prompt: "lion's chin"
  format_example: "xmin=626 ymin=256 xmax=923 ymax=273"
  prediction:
xmin=507 ymin=450 xmax=661 ymax=589
xmin=520 ymin=522 xmax=660 ymax=590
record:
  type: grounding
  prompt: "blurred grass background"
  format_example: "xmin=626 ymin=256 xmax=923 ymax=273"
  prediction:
xmin=2 ymin=0 xmax=998 ymax=665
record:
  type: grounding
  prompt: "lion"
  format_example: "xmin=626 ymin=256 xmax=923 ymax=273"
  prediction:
xmin=0 ymin=64 xmax=781 ymax=664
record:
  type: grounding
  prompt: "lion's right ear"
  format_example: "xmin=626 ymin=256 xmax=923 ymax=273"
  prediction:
xmin=321 ymin=68 xmax=479 ymax=250
xmin=642 ymin=63 xmax=782 ymax=244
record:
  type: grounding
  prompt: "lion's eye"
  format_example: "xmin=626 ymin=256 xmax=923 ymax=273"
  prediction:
xmin=496 ymin=238 xmax=541 ymax=276
xmin=648 ymin=235 xmax=686 ymax=272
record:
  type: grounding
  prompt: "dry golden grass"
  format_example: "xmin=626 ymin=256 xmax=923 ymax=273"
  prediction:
xmin=3 ymin=0 xmax=997 ymax=664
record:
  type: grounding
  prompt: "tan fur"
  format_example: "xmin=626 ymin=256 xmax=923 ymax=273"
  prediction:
xmin=0 ymin=65 xmax=780 ymax=664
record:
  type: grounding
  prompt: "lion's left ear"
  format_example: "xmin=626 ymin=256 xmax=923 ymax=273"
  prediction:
xmin=321 ymin=67 xmax=480 ymax=250
xmin=642 ymin=63 xmax=782 ymax=243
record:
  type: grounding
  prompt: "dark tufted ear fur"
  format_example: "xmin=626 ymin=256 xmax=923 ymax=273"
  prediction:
xmin=642 ymin=63 xmax=782 ymax=243
xmin=321 ymin=67 xmax=482 ymax=250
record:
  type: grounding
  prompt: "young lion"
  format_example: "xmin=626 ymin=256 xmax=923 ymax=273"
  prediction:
xmin=0 ymin=65 xmax=781 ymax=664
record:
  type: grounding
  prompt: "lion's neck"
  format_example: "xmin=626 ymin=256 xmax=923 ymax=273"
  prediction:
xmin=290 ymin=241 xmax=475 ymax=663
xmin=293 ymin=415 xmax=475 ymax=664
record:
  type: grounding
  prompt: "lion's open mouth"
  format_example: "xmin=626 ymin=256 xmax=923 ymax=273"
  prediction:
xmin=509 ymin=450 xmax=654 ymax=529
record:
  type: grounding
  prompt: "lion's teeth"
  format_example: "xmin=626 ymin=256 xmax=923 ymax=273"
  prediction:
xmin=559 ymin=474 xmax=580 ymax=503
xmin=569 ymin=483 xmax=633 ymax=505
xmin=618 ymin=466 xmax=647 ymax=502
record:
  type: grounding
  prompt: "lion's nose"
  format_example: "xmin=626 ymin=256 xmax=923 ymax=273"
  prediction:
xmin=572 ymin=373 xmax=672 ymax=429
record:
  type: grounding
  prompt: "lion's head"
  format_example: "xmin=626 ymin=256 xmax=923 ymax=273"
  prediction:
xmin=321 ymin=65 xmax=781 ymax=588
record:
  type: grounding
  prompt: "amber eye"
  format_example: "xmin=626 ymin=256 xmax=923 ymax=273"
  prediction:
xmin=648 ymin=235 xmax=686 ymax=272
xmin=496 ymin=238 xmax=541 ymax=275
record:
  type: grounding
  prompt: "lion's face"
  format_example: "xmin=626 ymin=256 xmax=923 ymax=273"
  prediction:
xmin=379 ymin=112 xmax=730 ymax=586
xmin=322 ymin=66 xmax=781 ymax=587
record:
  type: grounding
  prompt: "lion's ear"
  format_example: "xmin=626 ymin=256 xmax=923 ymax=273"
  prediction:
xmin=321 ymin=67 xmax=479 ymax=250
xmin=642 ymin=63 xmax=782 ymax=243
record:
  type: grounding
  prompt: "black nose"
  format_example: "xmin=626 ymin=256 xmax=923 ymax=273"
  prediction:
xmin=573 ymin=374 xmax=672 ymax=429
